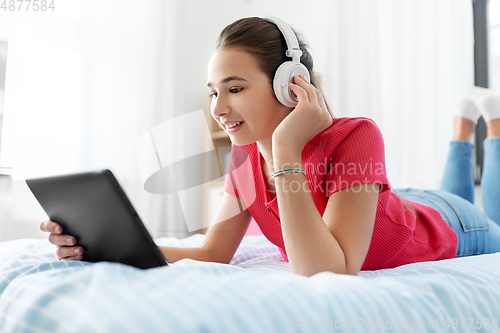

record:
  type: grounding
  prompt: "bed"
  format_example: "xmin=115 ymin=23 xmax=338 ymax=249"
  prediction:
xmin=1 ymin=234 xmax=499 ymax=333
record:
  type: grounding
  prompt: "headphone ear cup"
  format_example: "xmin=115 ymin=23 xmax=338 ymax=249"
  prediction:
xmin=273 ymin=61 xmax=311 ymax=107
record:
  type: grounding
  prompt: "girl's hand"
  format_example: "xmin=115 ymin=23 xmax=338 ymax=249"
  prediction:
xmin=40 ymin=220 xmax=84 ymax=261
xmin=272 ymin=75 xmax=332 ymax=153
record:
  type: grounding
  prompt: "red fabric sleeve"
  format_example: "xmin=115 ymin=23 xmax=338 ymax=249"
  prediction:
xmin=223 ymin=167 xmax=240 ymax=198
xmin=223 ymin=144 xmax=253 ymax=198
xmin=326 ymin=119 xmax=391 ymax=196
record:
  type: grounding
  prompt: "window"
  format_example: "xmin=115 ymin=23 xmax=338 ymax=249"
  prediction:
xmin=489 ymin=0 xmax=500 ymax=89
xmin=472 ymin=0 xmax=494 ymax=182
xmin=0 ymin=40 xmax=9 ymax=173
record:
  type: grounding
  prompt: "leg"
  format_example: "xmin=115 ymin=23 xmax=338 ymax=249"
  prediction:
xmin=481 ymin=119 xmax=500 ymax=226
xmin=439 ymin=116 xmax=475 ymax=203
xmin=396 ymin=188 xmax=500 ymax=256
xmin=427 ymin=189 xmax=500 ymax=257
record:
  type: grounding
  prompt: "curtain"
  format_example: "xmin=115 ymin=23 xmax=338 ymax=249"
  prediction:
xmin=0 ymin=0 xmax=192 ymax=238
xmin=0 ymin=0 xmax=475 ymax=239
xmin=246 ymin=0 xmax=474 ymax=189
xmin=324 ymin=0 xmax=475 ymax=189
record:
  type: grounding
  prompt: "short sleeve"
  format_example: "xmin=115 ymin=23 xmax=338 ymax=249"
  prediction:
xmin=224 ymin=167 xmax=240 ymax=197
xmin=326 ymin=119 xmax=391 ymax=196
xmin=223 ymin=144 xmax=259 ymax=205
xmin=222 ymin=144 xmax=253 ymax=198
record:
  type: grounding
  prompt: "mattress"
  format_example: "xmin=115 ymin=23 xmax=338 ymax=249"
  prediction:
xmin=1 ymin=234 xmax=499 ymax=332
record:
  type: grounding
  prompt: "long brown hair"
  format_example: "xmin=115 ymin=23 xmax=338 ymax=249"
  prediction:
xmin=216 ymin=17 xmax=417 ymax=216
xmin=216 ymin=17 xmax=334 ymax=118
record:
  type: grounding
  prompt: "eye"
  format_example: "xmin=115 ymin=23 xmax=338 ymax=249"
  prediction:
xmin=208 ymin=91 xmax=218 ymax=98
xmin=230 ymin=88 xmax=242 ymax=94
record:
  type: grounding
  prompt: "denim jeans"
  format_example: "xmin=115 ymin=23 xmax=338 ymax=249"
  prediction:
xmin=396 ymin=138 xmax=500 ymax=257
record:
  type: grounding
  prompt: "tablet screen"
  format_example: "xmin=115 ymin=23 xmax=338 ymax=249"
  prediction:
xmin=27 ymin=169 xmax=167 ymax=269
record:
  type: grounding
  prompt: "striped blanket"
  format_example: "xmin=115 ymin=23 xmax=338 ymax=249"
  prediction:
xmin=1 ymin=235 xmax=499 ymax=332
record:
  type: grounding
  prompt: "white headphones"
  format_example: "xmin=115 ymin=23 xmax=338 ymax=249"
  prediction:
xmin=261 ymin=16 xmax=311 ymax=107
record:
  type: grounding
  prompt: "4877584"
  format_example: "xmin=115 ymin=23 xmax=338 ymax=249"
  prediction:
xmin=1 ymin=0 xmax=55 ymax=11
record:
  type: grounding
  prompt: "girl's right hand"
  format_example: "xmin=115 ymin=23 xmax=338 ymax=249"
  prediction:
xmin=40 ymin=220 xmax=84 ymax=261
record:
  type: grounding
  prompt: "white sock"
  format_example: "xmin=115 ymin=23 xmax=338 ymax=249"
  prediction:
xmin=456 ymin=87 xmax=490 ymax=123
xmin=478 ymin=90 xmax=500 ymax=123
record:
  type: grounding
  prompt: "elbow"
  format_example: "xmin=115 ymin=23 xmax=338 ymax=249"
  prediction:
xmin=289 ymin=248 xmax=361 ymax=276
xmin=293 ymin=261 xmax=359 ymax=277
xmin=345 ymin=261 xmax=361 ymax=276
xmin=345 ymin=269 xmax=360 ymax=276
xmin=214 ymin=251 xmax=234 ymax=265
xmin=202 ymin=245 xmax=233 ymax=265
xmin=293 ymin=264 xmax=355 ymax=277
xmin=303 ymin=268 xmax=358 ymax=277
xmin=215 ymin=257 xmax=233 ymax=265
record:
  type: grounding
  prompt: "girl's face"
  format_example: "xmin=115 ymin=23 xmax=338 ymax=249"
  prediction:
xmin=207 ymin=48 xmax=291 ymax=146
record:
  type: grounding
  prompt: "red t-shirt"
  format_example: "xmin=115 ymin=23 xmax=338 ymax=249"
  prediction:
xmin=224 ymin=117 xmax=458 ymax=271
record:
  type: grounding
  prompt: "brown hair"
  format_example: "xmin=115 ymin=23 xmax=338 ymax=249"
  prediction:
xmin=216 ymin=17 xmax=417 ymax=216
xmin=216 ymin=17 xmax=335 ymax=118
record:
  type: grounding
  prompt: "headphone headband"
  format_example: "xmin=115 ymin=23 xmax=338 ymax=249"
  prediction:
xmin=261 ymin=16 xmax=303 ymax=63
xmin=260 ymin=16 xmax=310 ymax=107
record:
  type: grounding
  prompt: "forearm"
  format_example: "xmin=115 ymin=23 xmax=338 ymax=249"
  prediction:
xmin=273 ymin=149 xmax=348 ymax=276
xmin=158 ymin=245 xmax=227 ymax=264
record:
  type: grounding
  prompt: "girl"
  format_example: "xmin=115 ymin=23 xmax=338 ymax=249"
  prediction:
xmin=41 ymin=17 xmax=500 ymax=276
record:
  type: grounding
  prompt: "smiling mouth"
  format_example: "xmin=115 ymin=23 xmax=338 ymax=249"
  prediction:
xmin=225 ymin=121 xmax=244 ymax=129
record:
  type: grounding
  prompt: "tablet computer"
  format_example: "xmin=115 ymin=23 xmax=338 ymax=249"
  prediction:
xmin=26 ymin=169 xmax=167 ymax=269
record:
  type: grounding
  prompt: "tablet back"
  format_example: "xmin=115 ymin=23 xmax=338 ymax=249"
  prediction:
xmin=26 ymin=169 xmax=167 ymax=269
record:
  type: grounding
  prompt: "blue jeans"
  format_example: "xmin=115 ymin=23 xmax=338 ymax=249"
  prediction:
xmin=396 ymin=138 xmax=500 ymax=257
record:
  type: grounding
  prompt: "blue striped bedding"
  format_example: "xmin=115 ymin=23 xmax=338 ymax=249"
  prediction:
xmin=1 ymin=234 xmax=499 ymax=332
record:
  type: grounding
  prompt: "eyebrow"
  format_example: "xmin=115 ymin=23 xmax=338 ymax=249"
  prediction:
xmin=207 ymin=76 xmax=247 ymax=88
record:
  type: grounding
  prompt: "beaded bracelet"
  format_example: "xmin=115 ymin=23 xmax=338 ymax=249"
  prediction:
xmin=271 ymin=168 xmax=306 ymax=178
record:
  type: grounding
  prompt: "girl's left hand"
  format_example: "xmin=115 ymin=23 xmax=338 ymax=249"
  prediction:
xmin=272 ymin=75 xmax=332 ymax=153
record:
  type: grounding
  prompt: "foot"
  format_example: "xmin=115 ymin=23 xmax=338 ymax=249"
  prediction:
xmin=478 ymin=91 xmax=500 ymax=124
xmin=453 ymin=116 xmax=475 ymax=142
xmin=456 ymin=87 xmax=490 ymax=124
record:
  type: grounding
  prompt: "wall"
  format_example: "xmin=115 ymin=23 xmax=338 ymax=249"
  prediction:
xmin=0 ymin=0 xmax=475 ymax=241
xmin=0 ymin=176 xmax=47 ymax=241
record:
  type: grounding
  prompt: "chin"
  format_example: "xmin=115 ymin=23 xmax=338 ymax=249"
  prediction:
xmin=229 ymin=136 xmax=255 ymax=147
xmin=230 ymin=139 xmax=250 ymax=146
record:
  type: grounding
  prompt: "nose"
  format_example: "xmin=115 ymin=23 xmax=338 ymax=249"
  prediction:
xmin=211 ymin=94 xmax=229 ymax=119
